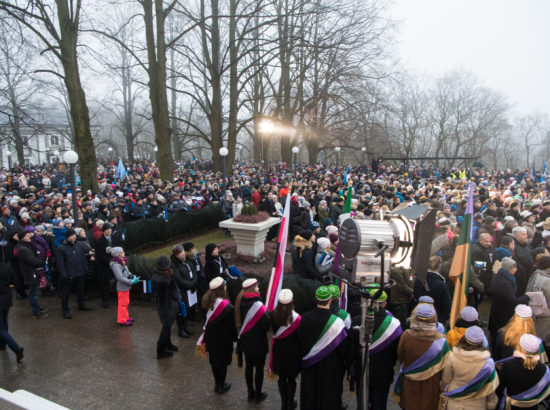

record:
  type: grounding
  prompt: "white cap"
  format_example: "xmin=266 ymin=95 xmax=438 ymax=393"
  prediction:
xmin=209 ymin=277 xmax=225 ymax=290
xmin=278 ymin=289 xmax=293 ymax=304
xmin=242 ymin=278 xmax=258 ymax=289
xmin=519 ymin=333 xmax=540 ymax=354
xmin=326 ymin=225 xmax=338 ymax=235
xmin=515 ymin=304 xmax=533 ymax=319
xmin=317 ymin=237 xmax=330 ymax=250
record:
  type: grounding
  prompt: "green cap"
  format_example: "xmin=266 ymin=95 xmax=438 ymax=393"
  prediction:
xmin=315 ymin=286 xmax=332 ymax=302
xmin=328 ymin=284 xmax=340 ymax=299
xmin=369 ymin=288 xmax=387 ymax=302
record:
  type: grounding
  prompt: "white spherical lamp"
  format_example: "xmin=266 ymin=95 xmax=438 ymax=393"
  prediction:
xmin=63 ymin=150 xmax=79 ymax=164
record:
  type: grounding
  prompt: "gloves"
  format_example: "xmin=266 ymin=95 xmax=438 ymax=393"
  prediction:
xmin=131 ymin=276 xmax=140 ymax=285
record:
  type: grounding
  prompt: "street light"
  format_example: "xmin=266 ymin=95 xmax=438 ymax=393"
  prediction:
xmin=62 ymin=150 xmax=79 ymax=226
xmin=361 ymin=147 xmax=367 ymax=171
xmin=258 ymin=119 xmax=274 ymax=165
xmin=5 ymin=150 xmax=11 ymax=169
xmin=108 ymin=147 xmax=113 ymax=162
xmin=154 ymin=146 xmax=158 ymax=162
xmin=219 ymin=147 xmax=229 ymax=194
xmin=292 ymin=146 xmax=299 ymax=175
xmin=335 ymin=146 xmax=341 ymax=169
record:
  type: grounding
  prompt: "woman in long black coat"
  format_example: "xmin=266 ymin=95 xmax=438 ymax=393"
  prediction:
xmin=151 ymin=256 xmax=180 ymax=359
xmin=0 ymin=262 xmax=24 ymax=362
xmin=201 ymin=278 xmax=237 ymax=394
xmin=270 ymin=289 xmax=301 ymax=410
xmin=170 ymin=245 xmax=197 ymax=338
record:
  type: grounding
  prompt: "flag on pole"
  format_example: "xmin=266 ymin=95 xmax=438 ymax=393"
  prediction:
xmin=449 ymin=182 xmax=475 ymax=329
xmin=343 ymin=167 xmax=350 ymax=184
xmin=116 ymin=158 xmax=128 ymax=180
xmin=265 ymin=182 xmax=293 ymax=311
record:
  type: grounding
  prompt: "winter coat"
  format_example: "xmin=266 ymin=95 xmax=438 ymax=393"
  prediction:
xmin=314 ymin=249 xmax=334 ymax=276
xmin=270 ymin=315 xmax=301 ymax=377
xmin=397 ymin=329 xmax=446 ymax=410
xmin=525 ymin=268 xmax=550 ymax=344
xmin=441 ymin=347 xmax=498 ymax=410
xmin=488 ymin=268 xmax=530 ymax=340
xmin=470 ymin=241 xmax=493 ymax=289
xmin=56 ymin=240 xmax=87 ymax=280
xmin=204 ymin=255 xmax=229 ymax=283
xmin=15 ymin=241 xmax=44 ymax=285
xmin=413 ymin=271 xmax=452 ymax=324
xmin=204 ymin=300 xmax=237 ymax=367
xmin=292 ymin=236 xmax=321 ymax=281
xmin=170 ymin=255 xmax=198 ymax=307
xmin=110 ymin=260 xmax=133 ymax=292
xmin=0 ymin=263 xmax=15 ymax=311
xmin=497 ymin=357 xmax=548 ymax=410
xmin=151 ymin=270 xmax=180 ymax=326
xmin=238 ymin=294 xmax=270 ymax=357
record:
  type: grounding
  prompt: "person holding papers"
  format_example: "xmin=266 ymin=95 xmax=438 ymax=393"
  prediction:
xmin=235 ymin=278 xmax=270 ymax=403
xmin=170 ymin=245 xmax=197 ymax=338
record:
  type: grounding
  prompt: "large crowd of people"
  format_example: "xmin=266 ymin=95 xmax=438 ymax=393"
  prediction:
xmin=2 ymin=159 xmax=550 ymax=409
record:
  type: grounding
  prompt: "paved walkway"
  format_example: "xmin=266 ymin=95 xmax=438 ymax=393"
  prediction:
xmin=0 ymin=293 xmax=399 ymax=409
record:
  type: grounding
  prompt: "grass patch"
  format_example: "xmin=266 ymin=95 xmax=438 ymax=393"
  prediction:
xmin=140 ymin=229 xmax=233 ymax=259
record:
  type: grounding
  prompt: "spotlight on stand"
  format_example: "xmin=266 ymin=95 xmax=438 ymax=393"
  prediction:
xmin=339 ymin=213 xmax=414 ymax=284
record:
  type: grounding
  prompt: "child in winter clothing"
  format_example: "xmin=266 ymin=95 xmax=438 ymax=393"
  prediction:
xmin=108 ymin=247 xmax=139 ymax=326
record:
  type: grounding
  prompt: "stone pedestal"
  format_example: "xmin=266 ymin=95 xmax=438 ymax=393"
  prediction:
xmin=219 ymin=217 xmax=280 ymax=257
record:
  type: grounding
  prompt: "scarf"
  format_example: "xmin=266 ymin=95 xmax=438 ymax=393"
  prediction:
xmin=114 ymin=256 xmax=127 ymax=265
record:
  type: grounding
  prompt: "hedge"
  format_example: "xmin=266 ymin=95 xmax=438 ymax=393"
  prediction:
xmin=122 ymin=204 xmax=225 ymax=253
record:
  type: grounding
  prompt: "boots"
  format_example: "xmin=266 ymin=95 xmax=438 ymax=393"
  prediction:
xmin=157 ymin=342 xmax=173 ymax=359
xmin=215 ymin=382 xmax=231 ymax=394
xmin=165 ymin=341 xmax=178 ymax=352
xmin=176 ymin=316 xmax=191 ymax=338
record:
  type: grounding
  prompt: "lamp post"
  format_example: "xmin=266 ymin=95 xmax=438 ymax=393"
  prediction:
xmin=63 ymin=150 xmax=79 ymax=225
xmin=361 ymin=147 xmax=366 ymax=171
xmin=6 ymin=151 xmax=11 ymax=169
xmin=292 ymin=146 xmax=299 ymax=175
xmin=258 ymin=119 xmax=274 ymax=166
xmin=154 ymin=146 xmax=158 ymax=162
xmin=108 ymin=147 xmax=113 ymax=162
xmin=335 ymin=146 xmax=341 ymax=169
xmin=219 ymin=147 xmax=229 ymax=193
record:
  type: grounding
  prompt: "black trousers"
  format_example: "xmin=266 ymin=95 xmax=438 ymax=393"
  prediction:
xmin=211 ymin=365 xmax=227 ymax=386
xmin=278 ymin=370 xmax=297 ymax=410
xmin=61 ymin=276 xmax=85 ymax=312
xmin=245 ymin=353 xmax=266 ymax=395
xmin=158 ymin=325 xmax=172 ymax=346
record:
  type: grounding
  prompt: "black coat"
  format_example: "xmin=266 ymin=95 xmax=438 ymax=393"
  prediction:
xmin=170 ymin=255 xmax=198 ymax=307
xmin=15 ymin=241 xmax=44 ymax=285
xmin=270 ymin=315 xmax=301 ymax=377
xmin=204 ymin=301 xmax=237 ymax=367
xmin=497 ymin=357 xmax=548 ymax=410
xmin=299 ymin=307 xmax=351 ymax=410
xmin=204 ymin=255 xmax=229 ymax=283
xmin=238 ymin=295 xmax=270 ymax=357
xmin=292 ymin=246 xmax=321 ymax=281
xmin=0 ymin=263 xmax=15 ymax=311
xmin=56 ymin=240 xmax=87 ymax=280
xmin=94 ymin=235 xmax=113 ymax=280
xmin=492 ymin=328 xmax=514 ymax=362
xmin=413 ymin=271 xmax=452 ymax=324
xmin=471 ymin=242 xmax=493 ymax=289
xmin=151 ymin=271 xmax=180 ymax=326
xmin=488 ymin=269 xmax=530 ymax=341
xmin=369 ymin=308 xmax=399 ymax=387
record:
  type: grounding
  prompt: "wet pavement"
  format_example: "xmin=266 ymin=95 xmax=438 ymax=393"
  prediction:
xmin=0 ymin=292 xmax=399 ymax=409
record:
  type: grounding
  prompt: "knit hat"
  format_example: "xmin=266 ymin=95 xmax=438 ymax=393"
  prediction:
xmin=242 ymin=278 xmax=258 ymax=289
xmin=416 ymin=304 xmax=436 ymax=319
xmin=35 ymin=224 xmax=45 ymax=232
xmin=519 ymin=334 xmax=540 ymax=354
xmin=95 ymin=219 xmax=104 ymax=227
xmin=156 ymin=255 xmax=170 ymax=270
xmin=300 ymin=230 xmax=314 ymax=241
xmin=494 ymin=247 xmax=512 ymax=261
xmin=74 ymin=227 xmax=83 ymax=236
xmin=326 ymin=225 xmax=338 ymax=235
xmin=209 ymin=277 xmax=225 ymax=290
xmin=369 ymin=288 xmax=387 ymax=302
xmin=503 ymin=216 xmax=515 ymax=222
xmin=20 ymin=212 xmax=30 ymax=220
xmin=278 ymin=289 xmax=293 ymax=304
xmin=317 ymin=237 xmax=330 ymax=250
xmin=419 ymin=295 xmax=435 ymax=304
xmin=315 ymin=286 xmax=331 ymax=302
xmin=107 ymin=246 xmax=123 ymax=257
xmin=460 ymin=306 xmax=479 ymax=322
xmin=515 ymin=304 xmax=532 ymax=319
xmin=182 ymin=242 xmax=194 ymax=252
xmin=24 ymin=225 xmax=35 ymax=233
xmin=464 ymin=326 xmax=484 ymax=344
xmin=172 ymin=245 xmax=184 ymax=255
xmin=501 ymin=257 xmax=517 ymax=271
xmin=328 ymin=284 xmax=340 ymax=299
xmin=65 ymin=228 xmax=76 ymax=238
xmin=63 ymin=218 xmax=73 ymax=225
xmin=329 ymin=233 xmax=339 ymax=244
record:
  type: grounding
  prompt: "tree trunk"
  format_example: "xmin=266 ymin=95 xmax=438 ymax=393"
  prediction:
xmin=56 ymin=0 xmax=98 ymax=193
xmin=10 ymin=99 xmax=24 ymax=166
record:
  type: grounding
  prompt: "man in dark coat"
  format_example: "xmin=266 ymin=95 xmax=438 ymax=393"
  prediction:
xmin=299 ymin=286 xmax=350 ymax=410
xmin=95 ymin=223 xmax=113 ymax=308
xmin=0 ymin=262 xmax=24 ymax=361
xmin=413 ymin=256 xmax=452 ymax=325
xmin=170 ymin=245 xmax=197 ymax=338
xmin=512 ymin=226 xmax=534 ymax=295
xmin=184 ymin=241 xmax=206 ymax=320
xmin=56 ymin=229 xmax=90 ymax=319
xmin=488 ymin=257 xmax=530 ymax=347
xmin=16 ymin=230 xmax=47 ymax=319
xmin=471 ymin=232 xmax=494 ymax=290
